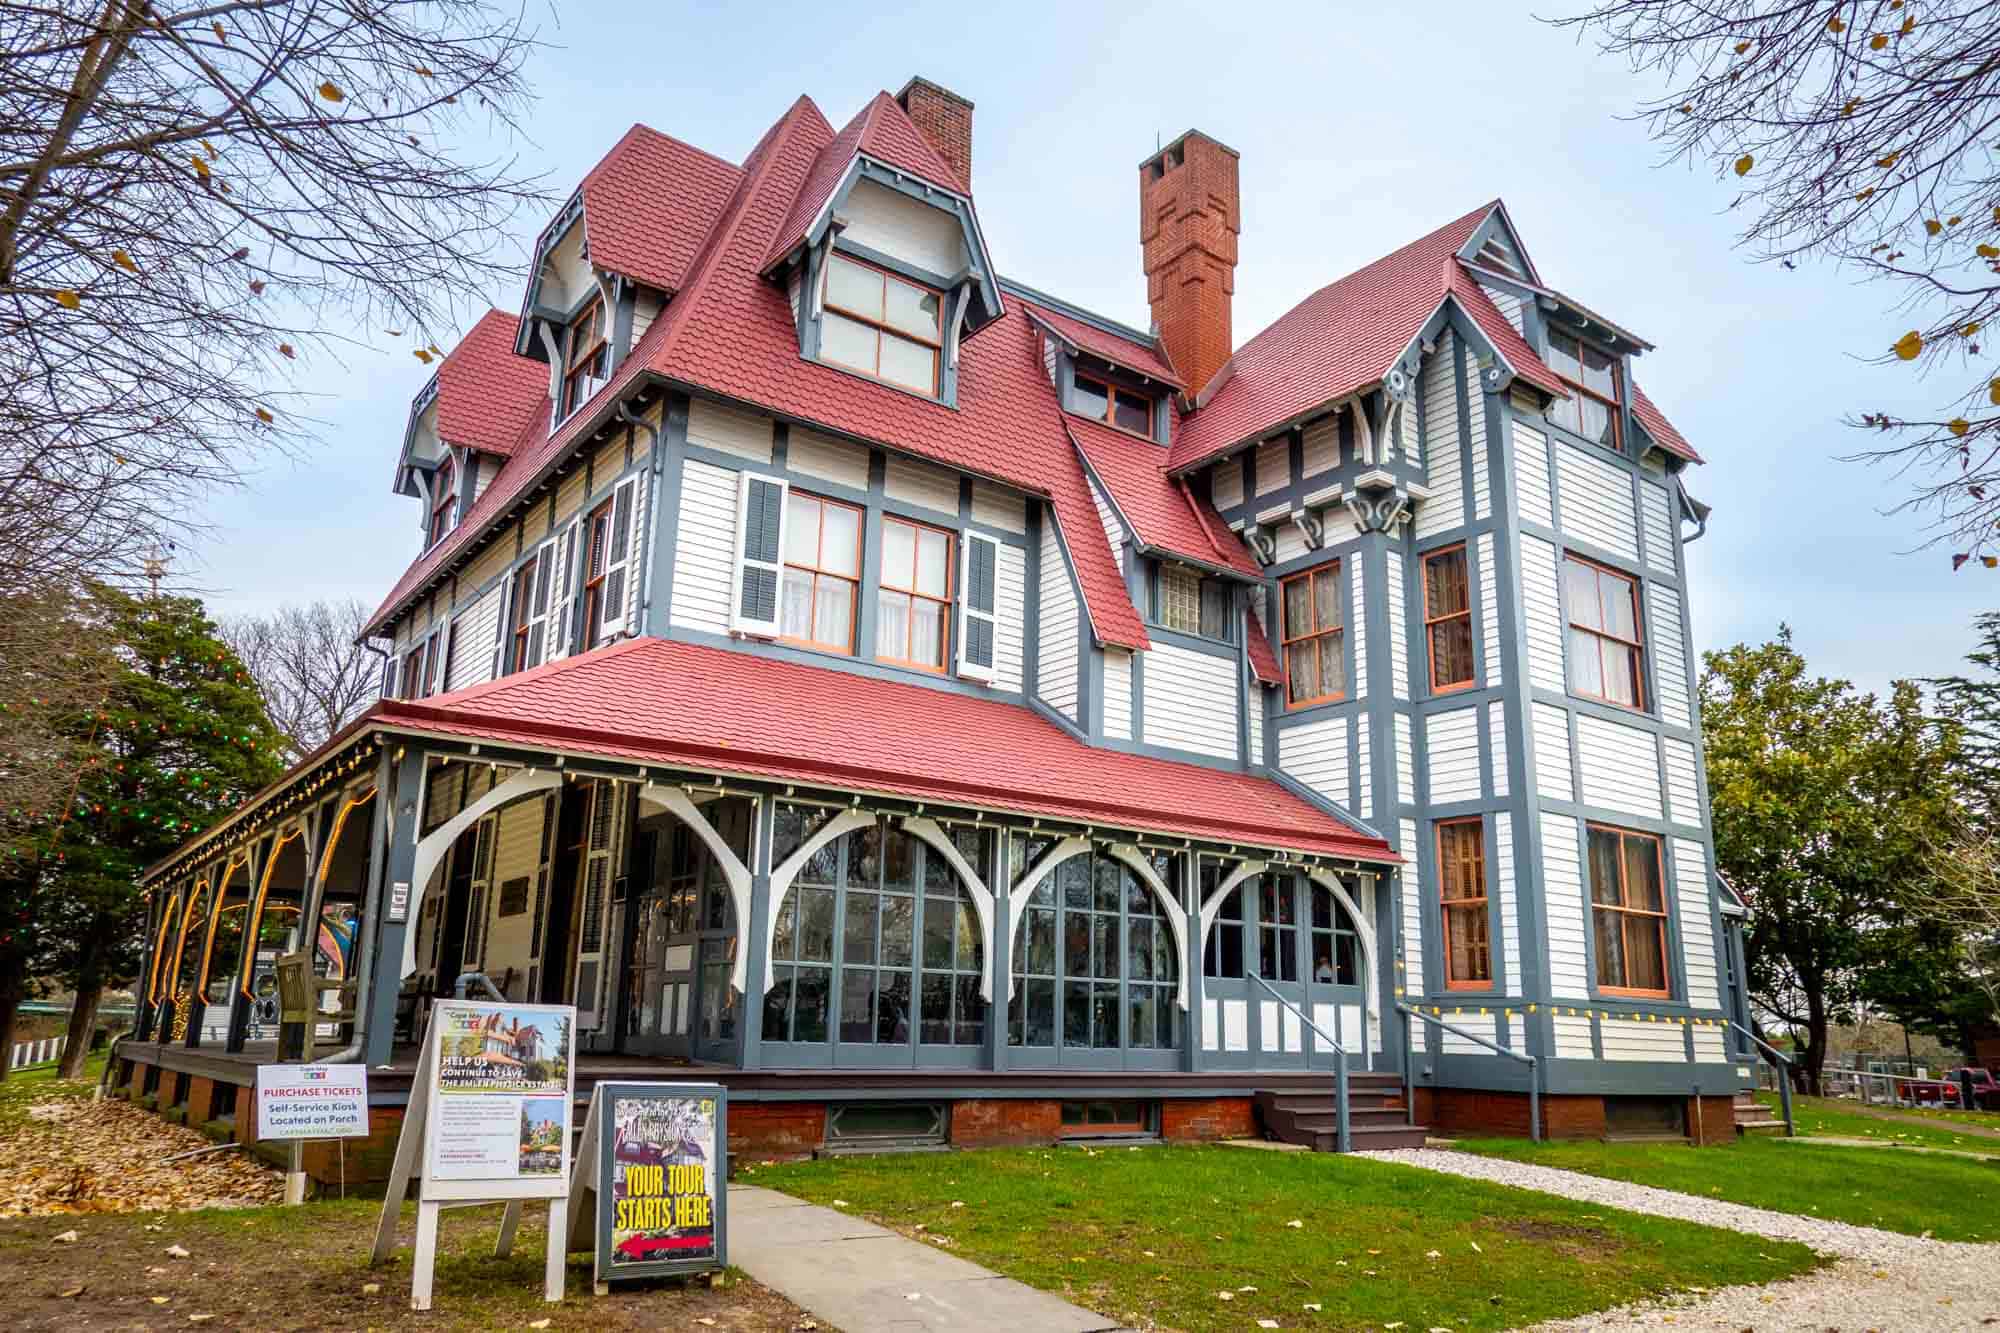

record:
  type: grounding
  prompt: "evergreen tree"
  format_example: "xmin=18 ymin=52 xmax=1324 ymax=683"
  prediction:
xmin=1930 ymin=612 xmax=2000 ymax=824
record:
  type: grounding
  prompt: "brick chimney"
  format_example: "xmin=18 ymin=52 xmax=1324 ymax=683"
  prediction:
xmin=895 ymin=77 xmax=974 ymax=192
xmin=1139 ymin=131 xmax=1240 ymax=396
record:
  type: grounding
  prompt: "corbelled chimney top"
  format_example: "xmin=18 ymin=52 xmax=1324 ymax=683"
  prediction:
xmin=895 ymin=77 xmax=974 ymax=193
xmin=1139 ymin=129 xmax=1240 ymax=397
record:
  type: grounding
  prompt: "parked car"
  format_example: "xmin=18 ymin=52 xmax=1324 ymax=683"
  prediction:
xmin=1899 ymin=1074 xmax=1960 ymax=1107
xmin=1942 ymin=1067 xmax=2000 ymax=1111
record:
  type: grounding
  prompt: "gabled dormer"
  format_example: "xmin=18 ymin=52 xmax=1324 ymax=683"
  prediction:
xmin=761 ymin=88 xmax=1003 ymax=406
xmin=1015 ymin=287 xmax=1182 ymax=449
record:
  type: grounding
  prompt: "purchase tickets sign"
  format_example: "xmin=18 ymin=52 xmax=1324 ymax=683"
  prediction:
xmin=254 ymin=1062 xmax=369 ymax=1140
xmin=595 ymin=1082 xmax=727 ymax=1280
xmin=424 ymin=1000 xmax=576 ymax=1193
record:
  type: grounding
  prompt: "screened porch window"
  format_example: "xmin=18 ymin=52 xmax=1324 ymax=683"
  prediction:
xmin=1009 ymin=840 xmax=1179 ymax=1051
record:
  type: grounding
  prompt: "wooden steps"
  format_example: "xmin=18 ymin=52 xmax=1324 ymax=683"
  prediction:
xmin=1733 ymin=1089 xmax=1787 ymax=1134
xmin=1255 ymin=1077 xmax=1429 ymax=1152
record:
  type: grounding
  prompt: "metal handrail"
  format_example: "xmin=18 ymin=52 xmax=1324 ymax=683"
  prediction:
xmin=1249 ymin=975 xmax=1352 ymax=1152
xmin=1729 ymin=1021 xmax=1795 ymax=1136
xmin=1399 ymin=1003 xmax=1541 ymax=1142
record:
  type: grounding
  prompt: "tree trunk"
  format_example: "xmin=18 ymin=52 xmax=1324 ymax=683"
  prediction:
xmin=57 ymin=983 xmax=100 ymax=1079
xmin=0 ymin=972 xmax=22 ymax=1082
xmin=1804 ymin=985 xmax=1829 ymax=1097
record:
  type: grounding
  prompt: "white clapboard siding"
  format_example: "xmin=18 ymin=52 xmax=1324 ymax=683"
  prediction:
xmin=1553 ymin=443 xmax=1639 ymax=560
xmin=462 ymin=527 xmax=515 ymax=598
xmin=669 ymin=458 xmax=738 ymax=635
xmin=1426 ymin=708 xmax=1482 ymax=805
xmin=1401 ymin=818 xmax=1423 ymax=1011
xmin=1416 ymin=341 xmax=1462 ymax=539
xmin=1663 ymin=738 xmax=1702 ymax=828
xmin=1576 ymin=713 xmax=1664 ymax=819
xmin=841 ymin=178 xmax=966 ymax=274
xmin=1385 ymin=550 xmax=1409 ymax=701
xmin=1601 ymin=1016 xmax=1689 ymax=1063
xmin=1394 ymin=713 xmax=1415 ymax=807
xmin=1103 ymin=648 xmax=1133 ymax=741
xmin=1279 ymin=714 xmax=1350 ymax=809
xmin=446 ymin=586 xmax=503 ymax=692
xmin=1211 ymin=457 xmax=1244 ymax=511
xmin=1038 ymin=520 xmax=1080 ymax=720
xmin=553 ymin=465 xmax=588 ymax=527
xmin=1640 ymin=480 xmax=1676 ymax=575
xmin=1249 ymin=689 xmax=1266 ymax=766
xmin=1303 ymin=413 xmax=1340 ymax=477
xmin=1350 ymin=559 xmax=1369 ymax=699
xmin=1464 ymin=348 xmax=1493 ymax=524
xmin=1693 ymin=1028 xmax=1728 ymax=1063
xmin=1441 ymin=1013 xmax=1500 ymax=1056
xmin=1648 ymin=584 xmax=1692 ymax=729
xmin=1483 ymin=284 xmax=1526 ymax=334
xmin=1271 ymin=523 xmax=1309 ymax=566
xmin=885 ymin=454 xmax=960 ymax=516
xmin=1142 ymin=643 xmax=1238 ymax=760
xmin=1255 ymin=437 xmax=1289 ymax=494
xmin=1675 ymin=837 xmax=1720 ymax=1010
xmin=1552 ymin=1014 xmax=1595 ymax=1058
xmin=688 ymin=399 xmax=773 ymax=463
xmin=1514 ymin=421 xmax=1553 ymax=529
xmin=474 ymin=455 xmax=502 ymax=501
xmin=994 ymin=544 xmax=1026 ymax=694
xmin=1533 ymin=702 xmax=1575 ymax=801
xmin=1041 ymin=336 xmax=1057 ymax=384
xmin=1488 ymin=700 xmax=1509 ymax=796
xmin=1542 ymin=813 xmax=1590 ymax=998
xmin=1088 ymin=477 xmax=1124 ymax=573
xmin=1519 ymin=534 xmax=1565 ymax=691
xmin=1496 ymin=815 xmax=1520 ymax=996
xmin=1356 ymin=716 xmax=1373 ymax=819
xmin=788 ymin=428 xmax=870 ymax=490
xmin=972 ymin=480 xmax=1026 ymax=533
xmin=1476 ymin=533 xmax=1501 ymax=688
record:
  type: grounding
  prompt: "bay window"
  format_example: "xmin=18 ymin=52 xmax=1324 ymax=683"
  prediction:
xmin=820 ymin=253 xmax=942 ymax=397
xmin=1564 ymin=553 xmax=1645 ymax=709
xmin=1587 ymin=825 xmax=1669 ymax=997
xmin=877 ymin=515 xmax=952 ymax=671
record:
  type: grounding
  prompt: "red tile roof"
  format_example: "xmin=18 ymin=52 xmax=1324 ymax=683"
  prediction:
xmin=380 ymin=637 xmax=1394 ymax=861
xmin=432 ymin=310 xmax=546 ymax=457
xmin=1629 ymin=380 xmax=1703 ymax=464
xmin=1169 ymin=202 xmax=1569 ymax=473
xmin=1019 ymin=297 xmax=1183 ymax=388
xmin=580 ymin=124 xmax=743 ymax=296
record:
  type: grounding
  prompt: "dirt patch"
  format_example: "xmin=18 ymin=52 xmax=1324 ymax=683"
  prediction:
xmin=1 ymin=1098 xmax=281 ymax=1218
xmin=1499 ymin=1217 xmax=1620 ymax=1261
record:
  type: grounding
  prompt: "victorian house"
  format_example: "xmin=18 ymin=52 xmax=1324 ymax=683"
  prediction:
xmin=119 ymin=78 xmax=1754 ymax=1167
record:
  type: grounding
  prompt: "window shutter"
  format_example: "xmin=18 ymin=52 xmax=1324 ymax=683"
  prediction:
xmin=380 ymin=654 xmax=396 ymax=700
xmin=488 ymin=577 xmax=512 ymax=680
xmin=730 ymin=472 xmax=788 ymax=636
xmin=543 ymin=520 xmax=580 ymax=664
xmin=957 ymin=531 xmax=999 ymax=682
xmin=597 ymin=475 xmax=640 ymax=640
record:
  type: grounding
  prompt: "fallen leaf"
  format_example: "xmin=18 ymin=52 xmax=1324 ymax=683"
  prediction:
xmin=950 ymin=1200 xmax=964 ymax=1208
xmin=831 ymin=1199 xmax=849 ymax=1208
xmin=52 ymin=1230 xmax=78 ymax=1243
xmin=361 ymin=1282 xmax=380 ymax=1294
xmin=1258 ymin=1322 xmax=1280 ymax=1330
xmin=1469 ymin=1240 xmax=1483 ymax=1253
xmin=1238 ymin=1284 xmax=1259 ymax=1292
xmin=58 ymin=1285 xmax=83 ymax=1298
xmin=165 ymin=1244 xmax=190 ymax=1258
xmin=527 ymin=1321 xmax=550 ymax=1330
xmin=1303 ymin=1303 xmax=1322 ymax=1312
xmin=189 ymin=1318 xmax=214 ymax=1326
xmin=151 ymin=1296 xmax=170 ymax=1305
xmin=1425 ymin=1248 xmax=1442 ymax=1259
xmin=1216 ymin=1291 xmax=1235 ymax=1301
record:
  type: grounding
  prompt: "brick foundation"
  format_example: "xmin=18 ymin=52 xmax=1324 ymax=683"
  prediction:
xmin=183 ymin=1076 xmax=216 ymax=1127
xmin=1416 ymin=1088 xmax=1609 ymax=1139
xmin=727 ymin=1102 xmax=826 ymax=1161
xmin=949 ymin=1098 xmax=1061 ymax=1147
xmin=1161 ymin=1097 xmax=1255 ymax=1142
xmin=1686 ymin=1094 xmax=1735 ymax=1146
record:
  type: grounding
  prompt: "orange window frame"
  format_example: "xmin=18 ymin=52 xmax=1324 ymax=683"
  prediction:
xmin=877 ymin=514 xmax=953 ymax=672
xmin=1074 ymin=372 xmax=1154 ymax=438
xmin=1565 ymin=552 xmax=1646 ymax=711
xmin=1437 ymin=818 xmax=1492 ymax=990
xmin=1548 ymin=328 xmax=1623 ymax=450
xmin=508 ymin=557 xmax=538 ymax=672
xmin=1280 ymin=563 xmax=1345 ymax=708
xmin=428 ymin=457 xmax=456 ymax=548
xmin=1423 ymin=544 xmax=1475 ymax=694
xmin=580 ymin=496 xmax=615 ymax=648
xmin=1588 ymin=824 xmax=1671 ymax=998
xmin=560 ymin=297 xmax=607 ymax=417
xmin=819 ymin=253 xmax=942 ymax=396
xmin=782 ymin=492 xmax=863 ymax=655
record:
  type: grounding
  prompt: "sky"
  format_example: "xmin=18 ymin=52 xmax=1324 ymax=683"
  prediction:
xmin=193 ymin=0 xmax=1993 ymax=697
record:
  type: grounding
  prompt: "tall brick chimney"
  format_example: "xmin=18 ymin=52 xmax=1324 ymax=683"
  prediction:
xmin=895 ymin=77 xmax=973 ymax=192
xmin=1139 ymin=131 xmax=1240 ymax=396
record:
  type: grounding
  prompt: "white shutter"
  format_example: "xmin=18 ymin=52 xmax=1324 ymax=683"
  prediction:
xmin=597 ymin=475 xmax=640 ymax=640
xmin=379 ymin=654 xmax=397 ymax=700
xmin=488 ymin=575 xmax=513 ymax=680
xmin=730 ymin=471 xmax=789 ymax=637
xmin=543 ymin=520 xmax=581 ymax=665
xmin=514 ymin=541 xmax=554 ymax=672
xmin=957 ymin=531 xmax=1000 ymax=682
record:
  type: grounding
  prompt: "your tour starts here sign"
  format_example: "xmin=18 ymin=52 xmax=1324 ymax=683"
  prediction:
xmin=568 ymin=1080 xmax=727 ymax=1287
xmin=615 ymin=1160 xmax=714 ymax=1238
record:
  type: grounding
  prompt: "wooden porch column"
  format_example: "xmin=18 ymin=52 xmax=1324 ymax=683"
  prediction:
xmin=1183 ymin=853 xmax=1203 ymax=1073
xmin=733 ymin=793 xmax=777 ymax=1072
xmin=223 ymin=831 xmax=271 ymax=1054
xmin=363 ymin=748 xmax=425 ymax=1068
xmin=134 ymin=891 xmax=162 ymax=1042
xmin=985 ymin=830 xmax=1010 ymax=1073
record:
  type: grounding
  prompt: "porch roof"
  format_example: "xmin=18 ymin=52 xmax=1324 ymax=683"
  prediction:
xmin=376 ymin=638 xmax=1398 ymax=864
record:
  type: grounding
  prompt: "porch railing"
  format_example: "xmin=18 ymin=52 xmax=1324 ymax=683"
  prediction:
xmin=1398 ymin=1003 xmax=1541 ymax=1142
xmin=1249 ymin=974 xmax=1351 ymax=1153
xmin=1729 ymin=1021 xmax=1795 ymax=1136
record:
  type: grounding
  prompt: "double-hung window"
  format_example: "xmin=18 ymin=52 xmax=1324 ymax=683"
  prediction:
xmin=1423 ymin=545 xmax=1474 ymax=692
xmin=560 ymin=298 xmax=607 ymax=419
xmin=1281 ymin=563 xmax=1344 ymax=707
xmin=507 ymin=546 xmax=552 ymax=673
xmin=877 ymin=515 xmax=952 ymax=671
xmin=1546 ymin=328 xmax=1621 ymax=450
xmin=1159 ymin=566 xmax=1229 ymax=640
xmin=820 ymin=254 xmax=942 ymax=397
xmin=427 ymin=456 xmax=457 ymax=549
xmin=780 ymin=491 xmax=862 ymax=654
xmin=1073 ymin=373 xmax=1154 ymax=436
xmin=1438 ymin=818 xmax=1491 ymax=989
xmin=1564 ymin=553 xmax=1645 ymax=709
xmin=1587 ymin=825 xmax=1669 ymax=996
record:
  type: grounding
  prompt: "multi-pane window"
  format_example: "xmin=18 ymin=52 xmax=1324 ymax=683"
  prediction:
xmin=580 ymin=494 xmax=630 ymax=648
xmin=1438 ymin=818 xmax=1490 ymax=989
xmin=1546 ymin=328 xmax=1621 ymax=450
xmin=1281 ymin=563 xmax=1345 ymax=707
xmin=1564 ymin=554 xmax=1645 ymax=709
xmin=1158 ymin=566 xmax=1228 ymax=640
xmin=780 ymin=492 xmax=862 ymax=653
xmin=427 ymin=457 xmax=456 ymax=548
xmin=1074 ymin=373 xmax=1154 ymax=436
xmin=1203 ymin=874 xmax=1245 ymax=979
xmin=820 ymin=253 xmax=942 ymax=396
xmin=1424 ymin=545 xmax=1474 ymax=691
xmin=1256 ymin=874 xmax=1299 ymax=983
xmin=507 ymin=546 xmax=552 ymax=672
xmin=877 ymin=516 xmax=952 ymax=671
xmin=1588 ymin=825 xmax=1669 ymax=996
xmin=1308 ymin=884 xmax=1360 ymax=986
xmin=560 ymin=298 xmax=608 ymax=419
xmin=1009 ymin=840 xmax=1179 ymax=1052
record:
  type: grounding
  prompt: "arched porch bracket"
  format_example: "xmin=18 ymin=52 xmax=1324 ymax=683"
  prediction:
xmin=215 ymin=821 xmax=306 ymax=993
xmin=1105 ymin=843 xmax=1192 ymax=1011
xmin=1195 ymin=858 xmax=1266 ymax=947
xmin=760 ymin=807 xmax=875 ymax=997
xmin=168 ymin=874 xmax=214 ymax=992
xmin=197 ymin=849 xmax=257 ymax=991
xmin=901 ymin=816 xmax=996 ymax=1002
xmin=400 ymin=768 xmax=563 ymax=978
xmin=149 ymin=888 xmax=185 ymax=1005
xmin=638 ymin=784 xmax=757 ymax=995
xmin=1308 ymin=868 xmax=1380 ymax=1021
xmin=1003 ymin=835 xmax=1091 ymax=1000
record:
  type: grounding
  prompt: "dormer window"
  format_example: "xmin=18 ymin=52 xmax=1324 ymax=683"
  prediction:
xmin=1074 ymin=373 xmax=1154 ymax=437
xmin=820 ymin=253 xmax=941 ymax=397
xmin=1546 ymin=328 xmax=1621 ymax=450
xmin=426 ymin=456 xmax=456 ymax=548
xmin=560 ymin=297 xmax=608 ymax=419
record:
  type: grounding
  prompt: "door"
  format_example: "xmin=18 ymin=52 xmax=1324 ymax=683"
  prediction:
xmin=617 ymin=817 xmax=701 ymax=1059
xmin=1303 ymin=880 xmax=1368 ymax=1070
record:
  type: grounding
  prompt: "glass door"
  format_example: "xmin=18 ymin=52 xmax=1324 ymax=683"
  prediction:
xmin=1304 ymin=880 xmax=1366 ymax=1069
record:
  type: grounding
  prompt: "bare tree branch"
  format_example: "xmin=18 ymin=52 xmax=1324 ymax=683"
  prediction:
xmin=220 ymin=597 xmax=378 ymax=760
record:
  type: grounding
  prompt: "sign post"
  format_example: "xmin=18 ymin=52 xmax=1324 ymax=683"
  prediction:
xmin=566 ymin=1081 xmax=726 ymax=1293
xmin=370 ymin=1000 xmax=577 ymax=1311
xmin=254 ymin=1062 xmax=370 ymax=1205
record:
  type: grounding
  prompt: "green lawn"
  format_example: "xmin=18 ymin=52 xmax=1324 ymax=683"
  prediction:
xmin=1766 ymin=1092 xmax=2000 ymax=1150
xmin=1453 ymin=1133 xmax=2000 ymax=1242
xmin=748 ymin=1145 xmax=1820 ymax=1332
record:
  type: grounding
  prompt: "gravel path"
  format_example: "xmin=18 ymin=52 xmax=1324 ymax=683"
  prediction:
xmin=1358 ymin=1147 xmax=2000 ymax=1330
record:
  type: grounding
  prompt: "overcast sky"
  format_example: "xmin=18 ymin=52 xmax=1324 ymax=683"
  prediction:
xmin=192 ymin=0 xmax=1991 ymax=697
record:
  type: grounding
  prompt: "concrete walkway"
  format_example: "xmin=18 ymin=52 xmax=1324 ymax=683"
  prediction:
xmin=727 ymin=1184 xmax=1123 ymax=1332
